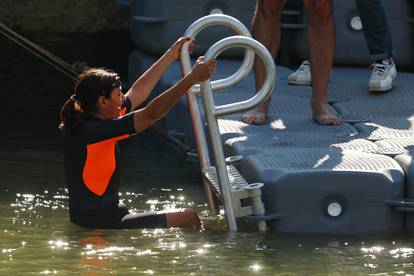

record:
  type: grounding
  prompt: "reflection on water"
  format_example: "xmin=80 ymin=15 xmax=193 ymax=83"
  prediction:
xmin=1 ymin=113 xmax=414 ymax=275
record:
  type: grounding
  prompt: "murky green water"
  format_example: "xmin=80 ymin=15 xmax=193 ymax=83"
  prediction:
xmin=1 ymin=113 xmax=414 ymax=275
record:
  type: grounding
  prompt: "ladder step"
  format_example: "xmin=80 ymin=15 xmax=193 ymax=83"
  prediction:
xmin=202 ymin=165 xmax=248 ymax=196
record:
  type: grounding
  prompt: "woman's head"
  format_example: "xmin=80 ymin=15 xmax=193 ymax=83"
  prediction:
xmin=59 ymin=68 xmax=124 ymax=131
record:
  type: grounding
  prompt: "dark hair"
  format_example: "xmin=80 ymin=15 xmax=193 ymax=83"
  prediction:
xmin=59 ymin=68 xmax=119 ymax=131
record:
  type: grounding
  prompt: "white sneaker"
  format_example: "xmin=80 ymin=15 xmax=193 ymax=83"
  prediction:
xmin=369 ymin=58 xmax=397 ymax=92
xmin=288 ymin=60 xmax=311 ymax=86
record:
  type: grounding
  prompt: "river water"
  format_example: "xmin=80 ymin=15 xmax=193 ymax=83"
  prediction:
xmin=1 ymin=112 xmax=414 ymax=275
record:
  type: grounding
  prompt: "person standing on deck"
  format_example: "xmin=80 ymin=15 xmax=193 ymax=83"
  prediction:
xmin=242 ymin=0 xmax=340 ymax=126
xmin=288 ymin=0 xmax=397 ymax=92
xmin=59 ymin=37 xmax=216 ymax=229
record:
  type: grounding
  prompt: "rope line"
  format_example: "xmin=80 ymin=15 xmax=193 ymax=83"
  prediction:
xmin=0 ymin=22 xmax=74 ymax=70
xmin=0 ymin=21 xmax=79 ymax=81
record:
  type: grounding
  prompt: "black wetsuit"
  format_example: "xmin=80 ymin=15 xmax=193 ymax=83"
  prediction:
xmin=63 ymin=97 xmax=167 ymax=229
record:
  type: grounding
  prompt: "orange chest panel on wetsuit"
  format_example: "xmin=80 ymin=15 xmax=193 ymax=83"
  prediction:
xmin=83 ymin=133 xmax=129 ymax=196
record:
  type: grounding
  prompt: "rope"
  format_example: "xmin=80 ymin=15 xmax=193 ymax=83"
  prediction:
xmin=0 ymin=22 xmax=74 ymax=70
xmin=0 ymin=21 xmax=79 ymax=81
xmin=0 ymin=29 xmax=79 ymax=81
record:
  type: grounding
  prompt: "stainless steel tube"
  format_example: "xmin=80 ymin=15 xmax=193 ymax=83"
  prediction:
xmin=181 ymin=14 xmax=254 ymax=95
xmin=180 ymin=14 xmax=254 ymax=170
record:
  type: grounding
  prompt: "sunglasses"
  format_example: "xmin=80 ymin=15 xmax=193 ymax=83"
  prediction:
xmin=71 ymin=76 xmax=124 ymax=101
xmin=102 ymin=77 xmax=124 ymax=97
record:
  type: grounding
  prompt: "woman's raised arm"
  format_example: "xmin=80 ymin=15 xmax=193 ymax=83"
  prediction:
xmin=125 ymin=37 xmax=195 ymax=110
xmin=131 ymin=57 xmax=216 ymax=133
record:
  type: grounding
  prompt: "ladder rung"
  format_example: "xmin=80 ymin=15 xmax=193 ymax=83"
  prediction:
xmin=202 ymin=165 xmax=248 ymax=196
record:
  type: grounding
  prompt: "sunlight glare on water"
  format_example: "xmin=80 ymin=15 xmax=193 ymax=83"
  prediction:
xmin=2 ymin=179 xmax=414 ymax=274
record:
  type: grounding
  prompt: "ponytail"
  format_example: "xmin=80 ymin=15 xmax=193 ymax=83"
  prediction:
xmin=59 ymin=97 xmax=84 ymax=132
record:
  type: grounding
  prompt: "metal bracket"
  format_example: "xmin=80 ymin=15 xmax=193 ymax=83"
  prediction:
xmin=385 ymin=199 xmax=414 ymax=212
xmin=246 ymin=213 xmax=284 ymax=221
xmin=202 ymin=164 xmax=268 ymax=231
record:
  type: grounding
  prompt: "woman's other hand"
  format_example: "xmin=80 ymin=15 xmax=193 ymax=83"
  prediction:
xmin=189 ymin=56 xmax=216 ymax=83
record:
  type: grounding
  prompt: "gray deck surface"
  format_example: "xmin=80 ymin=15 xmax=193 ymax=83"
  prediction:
xmin=209 ymin=65 xmax=414 ymax=233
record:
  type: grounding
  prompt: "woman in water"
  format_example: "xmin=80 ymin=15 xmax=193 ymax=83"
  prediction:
xmin=59 ymin=37 xmax=216 ymax=229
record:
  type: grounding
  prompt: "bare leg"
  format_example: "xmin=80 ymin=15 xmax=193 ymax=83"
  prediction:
xmin=242 ymin=0 xmax=287 ymax=125
xmin=304 ymin=0 xmax=341 ymax=125
xmin=163 ymin=208 xmax=202 ymax=229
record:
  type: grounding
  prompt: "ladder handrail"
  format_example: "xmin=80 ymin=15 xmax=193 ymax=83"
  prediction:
xmin=203 ymin=36 xmax=276 ymax=116
xmin=180 ymin=14 xmax=254 ymax=171
xmin=181 ymin=14 xmax=254 ymax=95
xmin=179 ymin=14 xmax=255 ymax=219
xmin=200 ymin=36 xmax=275 ymax=231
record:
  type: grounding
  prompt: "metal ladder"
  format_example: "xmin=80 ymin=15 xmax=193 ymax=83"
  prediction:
xmin=180 ymin=14 xmax=276 ymax=231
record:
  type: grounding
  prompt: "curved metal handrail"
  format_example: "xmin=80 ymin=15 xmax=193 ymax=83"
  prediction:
xmin=200 ymin=36 xmax=275 ymax=231
xmin=179 ymin=14 xmax=254 ymax=181
xmin=179 ymin=14 xmax=256 ymax=216
xmin=202 ymin=36 xmax=275 ymax=116
xmin=181 ymin=14 xmax=254 ymax=94
xmin=179 ymin=14 xmax=275 ymax=230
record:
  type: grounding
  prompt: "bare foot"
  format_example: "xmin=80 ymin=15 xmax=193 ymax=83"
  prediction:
xmin=312 ymin=103 xmax=341 ymax=125
xmin=241 ymin=99 xmax=270 ymax=125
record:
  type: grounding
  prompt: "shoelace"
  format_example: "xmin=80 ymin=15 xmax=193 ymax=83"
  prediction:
xmin=298 ymin=61 xmax=310 ymax=72
xmin=371 ymin=63 xmax=387 ymax=78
